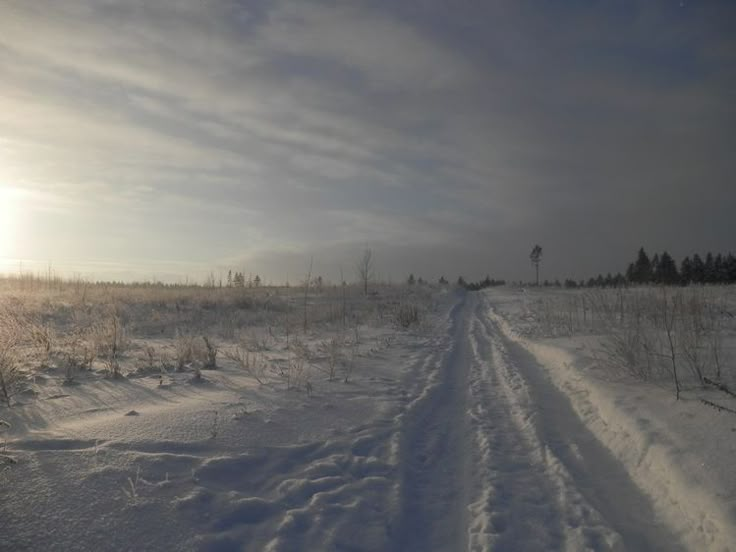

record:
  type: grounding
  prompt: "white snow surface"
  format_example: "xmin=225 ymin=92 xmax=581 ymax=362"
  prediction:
xmin=2 ymin=287 xmax=735 ymax=551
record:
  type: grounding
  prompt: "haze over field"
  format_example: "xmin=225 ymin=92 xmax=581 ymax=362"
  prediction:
xmin=0 ymin=1 xmax=734 ymax=282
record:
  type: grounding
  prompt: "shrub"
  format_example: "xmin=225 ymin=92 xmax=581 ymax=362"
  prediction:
xmin=174 ymin=333 xmax=195 ymax=372
xmin=396 ymin=304 xmax=420 ymax=328
xmin=95 ymin=314 xmax=126 ymax=379
xmin=0 ymin=311 xmax=23 ymax=406
xmin=202 ymin=336 xmax=218 ymax=369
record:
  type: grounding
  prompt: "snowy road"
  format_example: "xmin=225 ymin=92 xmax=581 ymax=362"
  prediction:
xmin=390 ymin=292 xmax=686 ymax=551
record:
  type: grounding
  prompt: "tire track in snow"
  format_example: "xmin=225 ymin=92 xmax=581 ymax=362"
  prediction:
xmin=394 ymin=292 xmax=578 ymax=552
xmin=477 ymin=294 xmax=687 ymax=552
xmin=466 ymin=304 xmax=569 ymax=551
xmin=392 ymin=291 xmax=686 ymax=551
xmin=392 ymin=294 xmax=473 ymax=552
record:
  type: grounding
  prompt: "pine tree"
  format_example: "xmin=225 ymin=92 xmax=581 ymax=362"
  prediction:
xmin=651 ymin=253 xmax=660 ymax=282
xmin=692 ymin=254 xmax=705 ymax=283
xmin=726 ymin=254 xmax=736 ymax=284
xmin=680 ymin=256 xmax=693 ymax=285
xmin=714 ymin=253 xmax=725 ymax=284
xmin=407 ymin=274 xmax=415 ymax=286
xmin=631 ymin=247 xmax=652 ymax=284
xmin=704 ymin=252 xmax=716 ymax=283
xmin=656 ymin=251 xmax=679 ymax=284
xmin=626 ymin=262 xmax=635 ymax=283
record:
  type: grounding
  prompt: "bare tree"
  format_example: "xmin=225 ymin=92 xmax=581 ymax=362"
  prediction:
xmin=530 ymin=244 xmax=543 ymax=286
xmin=356 ymin=248 xmax=374 ymax=296
xmin=661 ymin=287 xmax=681 ymax=400
xmin=303 ymin=257 xmax=313 ymax=334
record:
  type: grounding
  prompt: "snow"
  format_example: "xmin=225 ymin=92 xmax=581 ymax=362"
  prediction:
xmin=485 ymin=286 xmax=736 ymax=552
xmin=1 ymin=284 xmax=735 ymax=551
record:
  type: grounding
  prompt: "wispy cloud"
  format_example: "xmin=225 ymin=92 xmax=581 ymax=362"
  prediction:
xmin=0 ymin=0 xmax=734 ymax=282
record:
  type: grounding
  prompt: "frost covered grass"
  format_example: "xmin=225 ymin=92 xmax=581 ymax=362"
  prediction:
xmin=0 ymin=276 xmax=435 ymax=401
xmin=505 ymin=285 xmax=736 ymax=401
xmin=0 ymin=275 xmax=440 ymax=551
xmin=487 ymin=286 xmax=736 ymax=550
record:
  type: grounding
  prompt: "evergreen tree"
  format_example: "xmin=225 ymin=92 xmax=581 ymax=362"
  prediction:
xmin=626 ymin=262 xmax=635 ymax=283
xmin=630 ymin=247 xmax=652 ymax=283
xmin=439 ymin=276 xmax=448 ymax=285
xmin=407 ymin=274 xmax=416 ymax=286
xmin=254 ymin=274 xmax=261 ymax=287
xmin=651 ymin=253 xmax=660 ymax=282
xmin=227 ymin=270 xmax=233 ymax=287
xmin=692 ymin=254 xmax=705 ymax=283
xmin=680 ymin=257 xmax=693 ymax=285
xmin=704 ymin=252 xmax=715 ymax=283
xmin=726 ymin=254 xmax=736 ymax=284
xmin=714 ymin=253 xmax=725 ymax=283
xmin=656 ymin=251 xmax=679 ymax=284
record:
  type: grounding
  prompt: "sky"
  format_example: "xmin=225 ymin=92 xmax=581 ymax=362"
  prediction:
xmin=0 ymin=0 xmax=734 ymax=284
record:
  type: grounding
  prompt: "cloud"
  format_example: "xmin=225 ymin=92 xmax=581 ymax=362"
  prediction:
xmin=259 ymin=1 xmax=476 ymax=90
xmin=0 ymin=0 xmax=734 ymax=282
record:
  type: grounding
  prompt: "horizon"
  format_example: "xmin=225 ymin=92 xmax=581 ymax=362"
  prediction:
xmin=1 ymin=1 xmax=734 ymax=284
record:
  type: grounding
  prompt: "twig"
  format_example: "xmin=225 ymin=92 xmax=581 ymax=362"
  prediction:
xmin=703 ymin=377 xmax=736 ymax=399
xmin=700 ymin=399 xmax=736 ymax=415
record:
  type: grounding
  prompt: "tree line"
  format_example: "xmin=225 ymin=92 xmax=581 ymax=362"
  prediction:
xmin=626 ymin=247 xmax=736 ymax=285
xmin=559 ymin=247 xmax=736 ymax=289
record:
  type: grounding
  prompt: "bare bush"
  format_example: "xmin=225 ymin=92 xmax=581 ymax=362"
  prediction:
xmin=144 ymin=345 xmax=157 ymax=372
xmin=202 ymin=336 xmax=218 ymax=369
xmin=599 ymin=320 xmax=660 ymax=381
xmin=62 ymin=331 xmax=96 ymax=384
xmin=396 ymin=303 xmax=420 ymax=328
xmin=0 ymin=311 xmax=23 ymax=406
xmin=529 ymin=286 xmax=735 ymax=399
xmin=223 ymin=346 xmax=266 ymax=384
xmin=31 ymin=323 xmax=54 ymax=364
xmin=679 ymin=289 xmax=707 ymax=385
xmin=0 ymin=419 xmax=15 ymax=466
xmin=174 ymin=333 xmax=195 ymax=372
xmin=343 ymin=326 xmax=360 ymax=383
xmin=317 ymin=336 xmax=345 ymax=381
xmin=95 ymin=313 xmax=126 ymax=379
xmin=286 ymin=338 xmax=311 ymax=390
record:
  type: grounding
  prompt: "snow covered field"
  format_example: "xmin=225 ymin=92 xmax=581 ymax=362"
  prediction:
xmin=1 ymin=282 xmax=735 ymax=551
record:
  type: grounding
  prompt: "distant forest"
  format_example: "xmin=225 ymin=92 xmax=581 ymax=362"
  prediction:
xmin=559 ymin=248 xmax=736 ymax=288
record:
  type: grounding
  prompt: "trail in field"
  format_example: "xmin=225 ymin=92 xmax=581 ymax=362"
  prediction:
xmin=1 ymin=291 xmax=690 ymax=551
xmin=390 ymin=292 xmax=686 ymax=551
